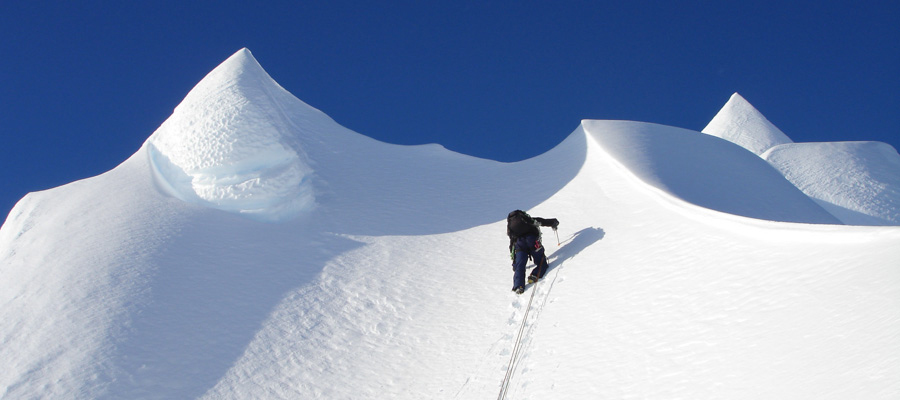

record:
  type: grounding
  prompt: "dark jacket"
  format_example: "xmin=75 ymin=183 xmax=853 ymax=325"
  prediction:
xmin=507 ymin=210 xmax=558 ymax=240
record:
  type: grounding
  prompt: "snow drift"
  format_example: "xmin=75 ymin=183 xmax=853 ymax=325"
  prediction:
xmin=2 ymin=48 xmax=900 ymax=399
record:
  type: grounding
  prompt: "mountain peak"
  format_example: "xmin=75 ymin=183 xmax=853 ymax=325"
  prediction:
xmin=145 ymin=48 xmax=316 ymax=222
xmin=702 ymin=93 xmax=793 ymax=155
xmin=203 ymin=48 xmax=263 ymax=86
xmin=4 ymin=49 xmax=900 ymax=399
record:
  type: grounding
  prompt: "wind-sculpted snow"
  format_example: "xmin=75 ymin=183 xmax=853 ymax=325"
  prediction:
xmin=144 ymin=48 xmax=585 ymax=228
xmin=3 ymin=49 xmax=900 ymax=399
xmin=703 ymin=92 xmax=793 ymax=156
xmin=702 ymin=93 xmax=900 ymax=226
xmin=147 ymin=49 xmax=315 ymax=222
xmin=763 ymin=141 xmax=900 ymax=225
xmin=583 ymin=120 xmax=841 ymax=224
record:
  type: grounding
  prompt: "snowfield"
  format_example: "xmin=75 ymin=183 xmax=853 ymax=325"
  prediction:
xmin=2 ymin=48 xmax=899 ymax=399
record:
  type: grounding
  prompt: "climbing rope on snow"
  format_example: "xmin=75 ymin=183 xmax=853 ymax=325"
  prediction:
xmin=497 ymin=277 xmax=537 ymax=400
xmin=497 ymin=252 xmax=550 ymax=400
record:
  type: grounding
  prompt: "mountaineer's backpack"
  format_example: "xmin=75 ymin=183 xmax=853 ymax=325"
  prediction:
xmin=507 ymin=210 xmax=539 ymax=239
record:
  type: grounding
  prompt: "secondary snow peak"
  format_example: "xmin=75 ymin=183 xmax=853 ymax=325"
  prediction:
xmin=703 ymin=93 xmax=793 ymax=156
xmin=146 ymin=48 xmax=316 ymax=222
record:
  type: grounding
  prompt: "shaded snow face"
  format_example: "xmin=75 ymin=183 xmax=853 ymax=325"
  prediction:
xmin=147 ymin=49 xmax=314 ymax=222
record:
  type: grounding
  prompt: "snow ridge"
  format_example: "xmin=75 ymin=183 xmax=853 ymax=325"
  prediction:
xmin=584 ymin=120 xmax=840 ymax=224
xmin=2 ymin=49 xmax=900 ymax=399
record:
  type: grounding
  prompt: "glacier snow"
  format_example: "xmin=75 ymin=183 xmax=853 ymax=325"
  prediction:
xmin=2 ymin=48 xmax=899 ymax=399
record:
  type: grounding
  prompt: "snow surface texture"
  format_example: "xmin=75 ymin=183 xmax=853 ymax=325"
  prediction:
xmin=703 ymin=92 xmax=793 ymax=156
xmin=763 ymin=141 xmax=900 ymax=225
xmin=2 ymin=48 xmax=900 ymax=399
xmin=147 ymin=49 xmax=316 ymax=222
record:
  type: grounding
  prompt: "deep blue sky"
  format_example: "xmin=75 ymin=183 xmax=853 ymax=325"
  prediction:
xmin=2 ymin=1 xmax=898 ymax=219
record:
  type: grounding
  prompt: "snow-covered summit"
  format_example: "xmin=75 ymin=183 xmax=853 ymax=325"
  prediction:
xmin=2 ymin=49 xmax=899 ymax=399
xmin=703 ymin=92 xmax=793 ymax=155
xmin=147 ymin=48 xmax=317 ymax=222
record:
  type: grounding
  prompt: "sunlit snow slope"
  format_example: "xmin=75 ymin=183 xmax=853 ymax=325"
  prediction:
xmin=704 ymin=92 xmax=900 ymax=226
xmin=764 ymin=141 xmax=900 ymax=225
xmin=702 ymin=92 xmax=793 ymax=156
xmin=2 ymin=48 xmax=899 ymax=399
xmin=147 ymin=48 xmax=316 ymax=222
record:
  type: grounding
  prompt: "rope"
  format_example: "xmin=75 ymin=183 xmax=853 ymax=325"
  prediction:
xmin=497 ymin=278 xmax=537 ymax=399
xmin=497 ymin=253 xmax=549 ymax=400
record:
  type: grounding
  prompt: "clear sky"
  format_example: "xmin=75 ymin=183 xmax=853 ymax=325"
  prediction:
xmin=2 ymin=1 xmax=898 ymax=219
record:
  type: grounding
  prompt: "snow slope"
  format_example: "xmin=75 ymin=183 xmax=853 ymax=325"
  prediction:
xmin=147 ymin=48 xmax=316 ymax=222
xmin=703 ymin=92 xmax=900 ymax=226
xmin=763 ymin=141 xmax=900 ymax=226
xmin=584 ymin=120 xmax=838 ymax=224
xmin=2 ymin=49 xmax=899 ymax=399
xmin=703 ymin=92 xmax=793 ymax=156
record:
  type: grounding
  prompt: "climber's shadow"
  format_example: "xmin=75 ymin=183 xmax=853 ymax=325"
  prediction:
xmin=532 ymin=227 xmax=605 ymax=278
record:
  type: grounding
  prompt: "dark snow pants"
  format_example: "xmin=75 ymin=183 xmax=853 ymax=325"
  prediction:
xmin=512 ymin=235 xmax=548 ymax=290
